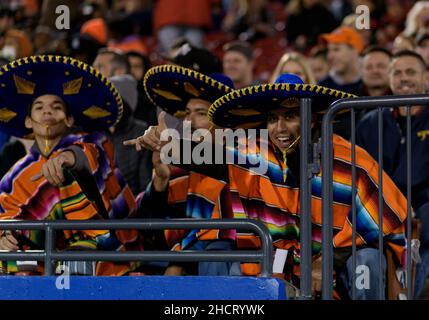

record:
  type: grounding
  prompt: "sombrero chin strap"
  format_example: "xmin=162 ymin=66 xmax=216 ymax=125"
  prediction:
xmin=30 ymin=117 xmax=68 ymax=155
xmin=282 ymin=135 xmax=300 ymax=183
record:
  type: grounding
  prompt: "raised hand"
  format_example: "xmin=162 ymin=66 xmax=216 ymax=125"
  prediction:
xmin=123 ymin=111 xmax=168 ymax=152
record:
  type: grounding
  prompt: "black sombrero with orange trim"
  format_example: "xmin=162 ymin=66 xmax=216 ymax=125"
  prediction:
xmin=144 ymin=64 xmax=233 ymax=118
xmin=208 ymin=73 xmax=357 ymax=129
xmin=0 ymin=55 xmax=123 ymax=138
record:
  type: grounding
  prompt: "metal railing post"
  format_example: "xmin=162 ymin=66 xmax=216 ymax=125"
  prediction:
xmin=299 ymin=98 xmax=313 ymax=299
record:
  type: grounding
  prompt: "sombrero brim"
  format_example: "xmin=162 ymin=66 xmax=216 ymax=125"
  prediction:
xmin=0 ymin=55 xmax=123 ymax=138
xmin=144 ymin=64 xmax=232 ymax=118
xmin=208 ymin=83 xmax=356 ymax=129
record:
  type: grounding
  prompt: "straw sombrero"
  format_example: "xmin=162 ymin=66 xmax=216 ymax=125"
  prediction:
xmin=0 ymin=55 xmax=123 ymax=138
xmin=144 ymin=64 xmax=233 ymax=118
xmin=208 ymin=73 xmax=357 ymax=129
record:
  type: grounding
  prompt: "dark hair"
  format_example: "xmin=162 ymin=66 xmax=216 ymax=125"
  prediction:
xmin=309 ymin=46 xmax=328 ymax=60
xmin=27 ymin=95 xmax=72 ymax=117
xmin=97 ymin=48 xmax=131 ymax=74
xmin=392 ymin=50 xmax=427 ymax=70
xmin=361 ymin=46 xmax=392 ymax=58
xmin=126 ymin=51 xmax=151 ymax=75
xmin=223 ymin=41 xmax=254 ymax=60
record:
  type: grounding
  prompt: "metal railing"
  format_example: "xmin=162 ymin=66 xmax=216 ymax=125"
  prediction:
xmin=0 ymin=219 xmax=273 ymax=277
xmin=321 ymin=94 xmax=429 ymax=300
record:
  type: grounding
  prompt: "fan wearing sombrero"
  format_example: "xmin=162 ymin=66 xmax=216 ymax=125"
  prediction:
xmin=133 ymin=73 xmax=408 ymax=299
xmin=124 ymin=64 xmax=241 ymax=276
xmin=0 ymin=55 xmax=140 ymax=276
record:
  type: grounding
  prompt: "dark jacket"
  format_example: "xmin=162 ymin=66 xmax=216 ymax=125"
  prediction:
xmin=356 ymin=107 xmax=429 ymax=210
xmin=108 ymin=107 xmax=152 ymax=196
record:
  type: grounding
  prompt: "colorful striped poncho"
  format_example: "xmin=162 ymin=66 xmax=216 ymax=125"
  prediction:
xmin=172 ymin=134 xmax=408 ymax=280
xmin=138 ymin=166 xmax=236 ymax=251
xmin=0 ymin=132 xmax=139 ymax=275
xmin=224 ymin=134 xmax=407 ymax=277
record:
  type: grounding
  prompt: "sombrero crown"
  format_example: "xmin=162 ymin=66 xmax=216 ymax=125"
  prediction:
xmin=0 ymin=55 xmax=123 ymax=138
xmin=144 ymin=64 xmax=233 ymax=119
xmin=208 ymin=73 xmax=357 ymax=129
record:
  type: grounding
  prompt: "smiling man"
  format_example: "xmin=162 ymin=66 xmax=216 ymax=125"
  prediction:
xmin=357 ymin=50 xmax=429 ymax=298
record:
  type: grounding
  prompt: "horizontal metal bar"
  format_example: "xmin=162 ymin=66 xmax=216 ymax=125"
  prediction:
xmin=0 ymin=251 xmax=264 ymax=262
xmin=0 ymin=219 xmax=266 ymax=231
xmin=0 ymin=253 xmax=45 ymax=260
xmin=327 ymin=95 xmax=429 ymax=114
xmin=49 ymin=251 xmax=265 ymax=262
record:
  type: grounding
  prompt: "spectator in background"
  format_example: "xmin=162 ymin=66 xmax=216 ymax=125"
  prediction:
xmin=285 ymin=0 xmax=338 ymax=51
xmin=361 ymin=46 xmax=392 ymax=96
xmin=93 ymin=48 xmax=129 ymax=78
xmin=319 ymin=26 xmax=365 ymax=139
xmin=356 ymin=50 xmax=429 ymax=299
xmin=269 ymin=51 xmax=315 ymax=84
xmin=127 ymin=51 xmax=151 ymax=85
xmin=319 ymin=26 xmax=364 ymax=95
xmin=93 ymin=49 xmax=152 ymax=195
xmin=126 ymin=51 xmax=156 ymax=126
xmin=308 ymin=47 xmax=329 ymax=83
xmin=153 ymin=0 xmax=212 ymax=53
xmin=222 ymin=41 xmax=257 ymax=89
xmin=222 ymin=0 xmax=275 ymax=43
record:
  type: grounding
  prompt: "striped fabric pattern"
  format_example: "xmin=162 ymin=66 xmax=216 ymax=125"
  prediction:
xmin=164 ymin=167 xmax=236 ymax=251
xmin=226 ymin=134 xmax=407 ymax=276
xmin=0 ymin=132 xmax=137 ymax=274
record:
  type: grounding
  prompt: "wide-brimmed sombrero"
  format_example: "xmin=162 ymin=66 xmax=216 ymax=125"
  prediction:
xmin=144 ymin=64 xmax=233 ymax=118
xmin=0 ymin=55 xmax=123 ymax=138
xmin=208 ymin=73 xmax=357 ymax=129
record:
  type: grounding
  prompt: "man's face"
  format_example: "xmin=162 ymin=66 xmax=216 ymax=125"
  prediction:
xmin=93 ymin=53 xmax=114 ymax=77
xmin=362 ymin=51 xmax=390 ymax=89
xmin=223 ymin=51 xmax=252 ymax=84
xmin=389 ymin=56 xmax=427 ymax=96
xmin=267 ymin=107 xmax=300 ymax=154
xmin=128 ymin=55 xmax=145 ymax=81
xmin=327 ymin=43 xmax=358 ymax=74
xmin=185 ymin=98 xmax=211 ymax=130
xmin=25 ymin=94 xmax=73 ymax=138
